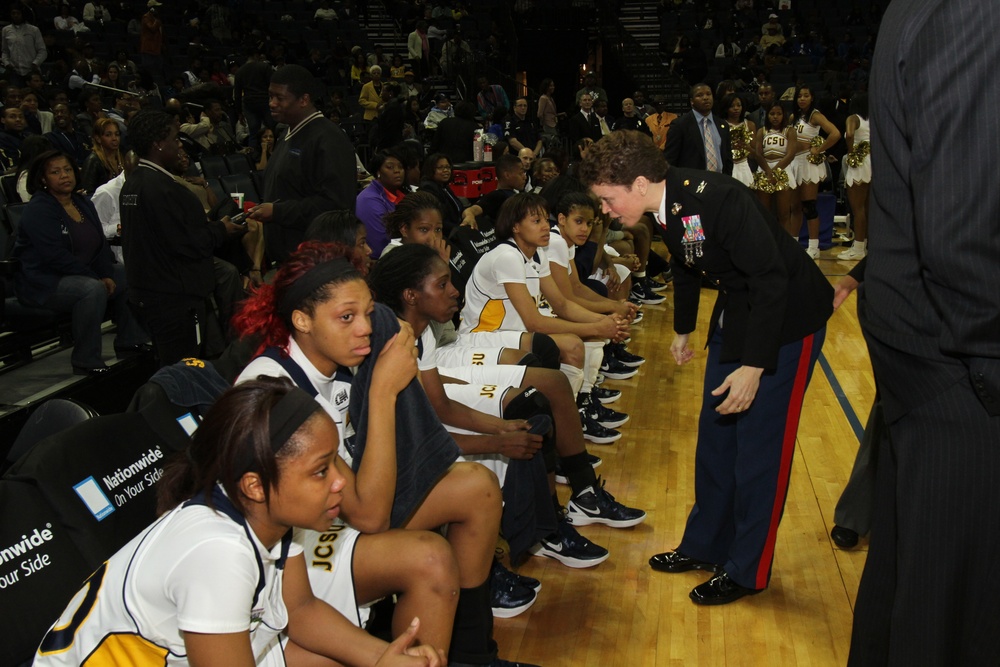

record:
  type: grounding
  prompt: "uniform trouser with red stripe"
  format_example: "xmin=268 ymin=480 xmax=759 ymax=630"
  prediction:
xmin=678 ymin=325 xmax=825 ymax=590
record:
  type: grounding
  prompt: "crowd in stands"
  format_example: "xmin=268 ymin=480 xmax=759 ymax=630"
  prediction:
xmin=2 ymin=0 xmax=879 ymax=664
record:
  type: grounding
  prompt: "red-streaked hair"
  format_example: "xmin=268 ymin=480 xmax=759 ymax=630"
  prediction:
xmin=233 ymin=241 xmax=367 ymax=355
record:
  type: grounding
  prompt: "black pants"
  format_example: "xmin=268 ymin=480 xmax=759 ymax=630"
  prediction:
xmin=129 ymin=293 xmax=222 ymax=367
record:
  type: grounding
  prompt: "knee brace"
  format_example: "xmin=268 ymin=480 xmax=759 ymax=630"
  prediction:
xmin=802 ymin=199 xmax=818 ymax=220
xmin=516 ymin=352 xmax=541 ymax=368
xmin=502 ymin=386 xmax=552 ymax=421
xmin=530 ymin=333 xmax=561 ymax=370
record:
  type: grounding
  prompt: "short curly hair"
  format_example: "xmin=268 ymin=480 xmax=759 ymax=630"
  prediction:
xmin=577 ymin=130 xmax=668 ymax=188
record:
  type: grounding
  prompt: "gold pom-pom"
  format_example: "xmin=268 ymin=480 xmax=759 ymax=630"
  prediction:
xmin=807 ymin=136 xmax=826 ymax=165
xmin=845 ymin=141 xmax=870 ymax=168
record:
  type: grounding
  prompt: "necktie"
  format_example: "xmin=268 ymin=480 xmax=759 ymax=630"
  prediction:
xmin=599 ymin=116 xmax=610 ymax=135
xmin=703 ymin=117 xmax=719 ymax=172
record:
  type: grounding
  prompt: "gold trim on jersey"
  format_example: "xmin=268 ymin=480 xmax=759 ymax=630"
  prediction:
xmin=471 ymin=300 xmax=506 ymax=332
xmin=83 ymin=634 xmax=170 ymax=666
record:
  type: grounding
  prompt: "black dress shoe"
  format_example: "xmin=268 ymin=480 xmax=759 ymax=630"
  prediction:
xmin=689 ymin=571 xmax=762 ymax=606
xmin=649 ymin=550 xmax=718 ymax=573
xmin=73 ymin=365 xmax=110 ymax=376
xmin=114 ymin=342 xmax=153 ymax=358
xmin=831 ymin=525 xmax=859 ymax=549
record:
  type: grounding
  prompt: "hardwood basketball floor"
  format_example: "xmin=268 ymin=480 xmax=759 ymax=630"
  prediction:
xmin=494 ymin=247 xmax=873 ymax=666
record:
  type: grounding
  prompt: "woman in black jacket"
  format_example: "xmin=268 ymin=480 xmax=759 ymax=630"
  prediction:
xmin=13 ymin=150 xmax=146 ymax=374
xmin=417 ymin=153 xmax=481 ymax=237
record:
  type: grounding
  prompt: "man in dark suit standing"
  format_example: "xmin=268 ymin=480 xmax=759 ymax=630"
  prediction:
xmin=664 ymin=83 xmax=733 ymax=176
xmin=849 ymin=0 xmax=1000 ymax=664
xmin=566 ymin=92 xmax=602 ymax=147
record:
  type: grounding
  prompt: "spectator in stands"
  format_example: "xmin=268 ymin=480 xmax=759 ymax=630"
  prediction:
xmin=593 ymin=100 xmax=613 ymax=137
xmin=54 ymin=4 xmax=89 ymax=33
xmin=81 ymin=117 xmax=123 ymax=194
xmin=138 ymin=0 xmax=164 ymax=77
xmin=92 ymin=150 xmax=139 ymax=263
xmin=357 ymin=150 xmax=406 ymax=258
xmin=45 ymin=102 xmax=92 ymax=165
xmin=112 ymin=49 xmax=138 ymax=83
xmin=419 ymin=153 xmax=482 ymax=235
xmin=476 ymin=76 xmax=510 ymax=119
xmin=761 ymin=13 xmax=784 ymax=36
xmin=13 ymin=135 xmax=52 ymax=202
xmin=536 ymin=78 xmax=561 ymax=139
xmin=359 ymin=65 xmax=386 ymax=122
xmin=645 ymin=98 xmax=677 ymax=150
xmin=439 ymin=31 xmax=472 ymax=80
xmin=408 ymin=20 xmax=431 ymax=77
xmin=0 ymin=106 xmax=28 ymax=171
xmin=82 ymin=1 xmax=111 ymax=25
xmin=485 ymin=106 xmax=506 ymax=139
xmin=313 ymin=0 xmax=338 ymax=22
xmin=400 ymin=67 xmax=421 ymax=99
xmin=613 ymin=98 xmax=651 ymax=136
xmin=183 ymin=99 xmax=242 ymax=155
xmin=632 ymin=90 xmax=654 ymax=118
xmin=532 ymin=157 xmax=559 ymax=192
xmin=664 ymin=83 xmax=733 ymax=175
xmin=477 ymin=153 xmax=527 ymax=221
xmin=565 ymin=92 xmax=602 ymax=146
xmin=254 ymin=127 xmax=275 ymax=171
xmin=121 ymin=109 xmax=243 ymax=366
xmin=75 ymin=89 xmax=106 ymax=139
xmin=424 ymin=92 xmax=454 ymax=131
xmin=747 ymin=82 xmax=775 ymax=131
xmin=403 ymin=96 xmax=425 ymax=138
xmin=19 ymin=90 xmax=51 ymax=135
xmin=386 ymin=54 xmax=405 ymax=82
xmin=503 ymin=96 xmax=541 ymax=158
xmin=367 ymin=44 xmax=391 ymax=70
xmin=13 ymin=149 xmax=146 ymax=374
xmin=760 ymin=24 xmax=786 ymax=53
xmin=431 ymin=100 xmax=479 ymax=165
xmin=349 ymin=50 xmax=367 ymax=92
xmin=1 ymin=5 xmax=46 ymax=87
xmin=233 ymin=48 xmax=272 ymax=151
xmin=574 ymin=72 xmax=608 ymax=107
xmin=248 ymin=65 xmax=358 ymax=266
xmin=518 ymin=148 xmax=535 ymax=190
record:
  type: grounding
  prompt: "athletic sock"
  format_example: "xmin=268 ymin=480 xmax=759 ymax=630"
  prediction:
xmin=808 ymin=238 xmax=819 ymax=250
xmin=449 ymin=580 xmax=496 ymax=665
xmin=560 ymin=362 xmax=584 ymax=395
xmin=560 ymin=451 xmax=598 ymax=497
xmin=581 ymin=341 xmax=605 ymax=394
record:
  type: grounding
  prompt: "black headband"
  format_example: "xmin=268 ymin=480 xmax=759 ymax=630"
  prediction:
xmin=268 ymin=387 xmax=321 ymax=451
xmin=277 ymin=257 xmax=357 ymax=320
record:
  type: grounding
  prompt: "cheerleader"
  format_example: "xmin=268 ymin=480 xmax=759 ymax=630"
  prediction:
xmin=788 ymin=85 xmax=841 ymax=258
xmin=719 ymin=93 xmax=756 ymax=188
xmin=752 ymin=102 xmax=798 ymax=235
xmin=839 ymin=94 xmax=870 ymax=260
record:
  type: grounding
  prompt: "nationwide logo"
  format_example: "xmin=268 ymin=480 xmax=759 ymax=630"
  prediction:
xmin=102 ymin=447 xmax=164 ymax=489
xmin=74 ymin=477 xmax=115 ymax=520
xmin=0 ymin=525 xmax=54 ymax=565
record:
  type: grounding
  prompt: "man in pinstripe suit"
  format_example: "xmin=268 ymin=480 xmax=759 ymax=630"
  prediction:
xmin=850 ymin=0 xmax=1000 ymax=664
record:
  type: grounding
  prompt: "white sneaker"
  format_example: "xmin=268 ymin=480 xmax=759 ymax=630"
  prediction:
xmin=838 ymin=244 xmax=867 ymax=260
xmin=805 ymin=246 xmax=820 ymax=260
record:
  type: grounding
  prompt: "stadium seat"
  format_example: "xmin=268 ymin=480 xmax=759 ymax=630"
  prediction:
xmin=5 ymin=398 xmax=99 ymax=469
xmin=199 ymin=153 xmax=229 ymax=181
xmin=219 ymin=172 xmax=260 ymax=205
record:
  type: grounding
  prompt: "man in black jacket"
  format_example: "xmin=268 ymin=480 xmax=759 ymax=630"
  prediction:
xmin=565 ymin=93 xmax=602 ymax=147
xmin=248 ymin=65 xmax=357 ymax=265
xmin=664 ymin=83 xmax=733 ymax=175
xmin=121 ymin=110 xmax=243 ymax=366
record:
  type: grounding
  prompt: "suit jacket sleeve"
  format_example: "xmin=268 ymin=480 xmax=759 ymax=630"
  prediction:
xmin=663 ymin=116 xmax=685 ymax=165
